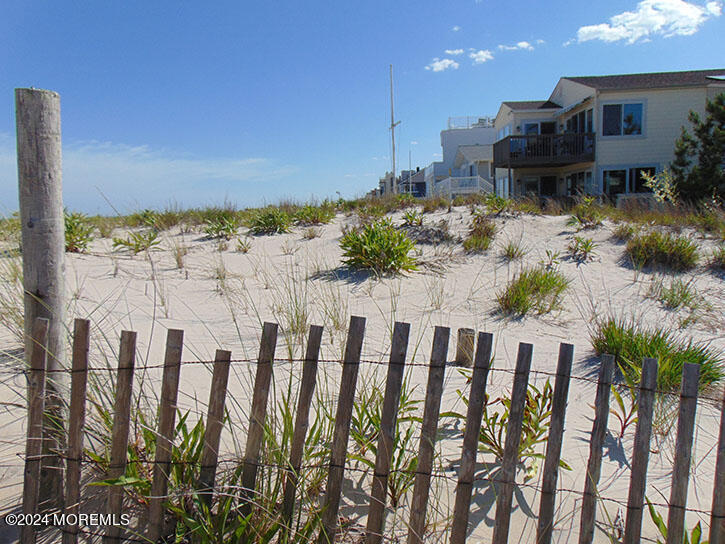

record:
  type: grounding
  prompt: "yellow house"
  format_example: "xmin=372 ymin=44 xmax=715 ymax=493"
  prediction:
xmin=492 ymin=69 xmax=725 ymax=202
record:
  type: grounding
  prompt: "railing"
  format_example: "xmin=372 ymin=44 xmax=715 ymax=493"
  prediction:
xmin=493 ymin=133 xmax=595 ymax=168
xmin=434 ymin=176 xmax=494 ymax=198
xmin=447 ymin=116 xmax=495 ymax=129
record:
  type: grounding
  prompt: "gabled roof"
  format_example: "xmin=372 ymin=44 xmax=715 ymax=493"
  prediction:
xmin=502 ymin=100 xmax=561 ymax=111
xmin=563 ymin=69 xmax=725 ymax=91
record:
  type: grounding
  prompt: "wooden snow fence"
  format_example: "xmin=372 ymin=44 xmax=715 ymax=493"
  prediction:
xmin=18 ymin=316 xmax=725 ymax=544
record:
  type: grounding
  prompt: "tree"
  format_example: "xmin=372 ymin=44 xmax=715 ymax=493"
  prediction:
xmin=670 ymin=93 xmax=725 ymax=201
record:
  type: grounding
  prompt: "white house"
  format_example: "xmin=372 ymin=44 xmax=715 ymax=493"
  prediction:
xmin=492 ymin=69 xmax=725 ymax=202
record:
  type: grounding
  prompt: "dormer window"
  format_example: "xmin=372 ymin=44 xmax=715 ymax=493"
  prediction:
xmin=602 ymin=103 xmax=643 ymax=136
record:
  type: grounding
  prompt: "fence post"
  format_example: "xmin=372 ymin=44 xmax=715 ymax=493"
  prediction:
xmin=406 ymin=326 xmax=450 ymax=544
xmin=366 ymin=322 xmax=411 ymax=544
xmin=455 ymin=328 xmax=475 ymax=368
xmin=492 ymin=342 xmax=533 ymax=544
xmin=623 ymin=357 xmax=658 ymax=544
xmin=20 ymin=317 xmax=49 ymax=544
xmin=536 ymin=343 xmax=574 ymax=544
xmin=197 ymin=349 xmax=232 ymax=507
xmin=104 ymin=330 xmax=137 ymax=544
xmin=238 ymin=322 xmax=278 ymax=519
xmin=578 ymin=354 xmax=615 ymax=544
xmin=16 ymin=88 xmax=66 ymax=510
xmin=282 ymin=324 xmax=323 ymax=529
xmin=318 ymin=316 xmax=366 ymax=544
xmin=711 ymin=387 xmax=725 ymax=544
xmin=449 ymin=332 xmax=494 ymax=544
xmin=666 ymin=363 xmax=700 ymax=544
xmin=148 ymin=329 xmax=184 ymax=542
xmin=62 ymin=319 xmax=90 ymax=544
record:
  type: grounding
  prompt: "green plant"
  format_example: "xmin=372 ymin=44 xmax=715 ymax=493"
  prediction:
xmin=294 ymin=204 xmax=335 ymax=226
xmin=340 ymin=218 xmax=418 ymax=274
xmin=402 ymin=209 xmax=423 ymax=227
xmin=566 ymin=196 xmax=602 ymax=230
xmin=349 ymin=373 xmax=422 ymax=507
xmin=568 ymin=236 xmax=597 ymax=262
xmin=236 ymin=237 xmax=252 ymax=253
xmin=112 ymin=229 xmax=161 ymax=254
xmin=421 ymin=197 xmax=448 ymax=214
xmin=540 ymin=249 xmax=561 ymax=270
xmin=447 ymin=378 xmax=569 ymax=481
xmin=612 ymin=223 xmax=636 ymax=242
xmin=64 ymin=211 xmax=95 ymax=253
xmin=204 ymin=216 xmax=240 ymax=240
xmin=250 ymin=208 xmax=292 ymax=235
xmin=590 ymin=317 xmax=724 ymax=390
xmin=609 ymin=366 xmax=640 ymax=439
xmin=647 ymin=498 xmax=707 ymax=544
xmin=501 ymin=240 xmax=527 ymax=261
xmin=642 ymin=168 xmax=679 ymax=204
xmin=652 ymin=278 xmax=699 ymax=310
xmin=626 ymin=231 xmax=699 ymax=271
xmin=496 ymin=266 xmax=570 ymax=316
xmin=463 ymin=211 xmax=496 ymax=253
xmin=484 ymin=193 xmax=512 ymax=215
xmin=302 ymin=227 xmax=320 ymax=240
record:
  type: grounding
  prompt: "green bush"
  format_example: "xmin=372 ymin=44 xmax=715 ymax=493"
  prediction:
xmin=566 ymin=196 xmax=602 ymax=230
xmin=65 ymin=211 xmax=95 ymax=253
xmin=340 ymin=218 xmax=417 ymax=274
xmin=496 ymin=266 xmax=570 ymax=316
xmin=626 ymin=231 xmax=699 ymax=271
xmin=590 ymin=317 xmax=724 ymax=390
xmin=249 ymin=208 xmax=292 ymax=235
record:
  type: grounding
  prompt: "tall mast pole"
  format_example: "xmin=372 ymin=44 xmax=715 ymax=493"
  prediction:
xmin=389 ymin=64 xmax=400 ymax=194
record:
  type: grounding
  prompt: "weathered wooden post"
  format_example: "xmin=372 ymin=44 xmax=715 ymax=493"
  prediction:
xmin=455 ymin=328 xmax=475 ymax=367
xmin=16 ymin=88 xmax=66 ymax=510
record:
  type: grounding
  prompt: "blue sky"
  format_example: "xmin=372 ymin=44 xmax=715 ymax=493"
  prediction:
xmin=1 ymin=0 xmax=723 ymax=213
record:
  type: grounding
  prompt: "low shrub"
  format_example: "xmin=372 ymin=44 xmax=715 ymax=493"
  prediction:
xmin=65 ymin=211 xmax=95 ymax=253
xmin=340 ymin=218 xmax=418 ymax=274
xmin=612 ymin=223 xmax=636 ymax=242
xmin=626 ymin=231 xmax=699 ymax=271
xmin=590 ymin=317 xmax=724 ymax=390
xmin=566 ymin=196 xmax=602 ymax=230
xmin=496 ymin=266 xmax=570 ymax=316
xmin=249 ymin=208 xmax=292 ymax=235
xmin=421 ymin=197 xmax=449 ymax=214
xmin=463 ymin=211 xmax=496 ymax=253
xmin=402 ymin=209 xmax=423 ymax=227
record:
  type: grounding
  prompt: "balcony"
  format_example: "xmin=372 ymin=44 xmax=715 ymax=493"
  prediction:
xmin=493 ymin=133 xmax=595 ymax=168
xmin=434 ymin=176 xmax=494 ymax=198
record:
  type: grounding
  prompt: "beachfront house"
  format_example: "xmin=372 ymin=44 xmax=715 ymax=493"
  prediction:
xmin=492 ymin=69 xmax=725 ymax=203
xmin=426 ymin=117 xmax=496 ymax=198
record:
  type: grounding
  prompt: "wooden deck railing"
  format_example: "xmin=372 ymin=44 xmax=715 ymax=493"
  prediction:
xmin=493 ymin=133 xmax=595 ymax=168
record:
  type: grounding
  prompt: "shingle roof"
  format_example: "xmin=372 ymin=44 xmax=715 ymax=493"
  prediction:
xmin=564 ymin=69 xmax=725 ymax=91
xmin=502 ymin=100 xmax=561 ymax=110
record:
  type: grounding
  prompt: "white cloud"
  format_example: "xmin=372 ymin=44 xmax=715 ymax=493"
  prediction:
xmin=574 ymin=0 xmax=722 ymax=44
xmin=469 ymin=49 xmax=494 ymax=64
xmin=498 ymin=41 xmax=535 ymax=51
xmin=536 ymin=39 xmax=546 ymax=44
xmin=425 ymin=58 xmax=460 ymax=72
xmin=451 ymin=25 xmax=461 ymax=32
xmin=444 ymin=48 xmax=464 ymax=55
xmin=0 ymin=133 xmax=295 ymax=213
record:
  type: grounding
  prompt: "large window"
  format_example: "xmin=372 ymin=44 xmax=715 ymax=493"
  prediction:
xmin=602 ymin=103 xmax=643 ymax=136
xmin=602 ymin=166 xmax=657 ymax=195
xmin=604 ymin=170 xmax=627 ymax=196
xmin=566 ymin=171 xmax=592 ymax=195
xmin=565 ymin=109 xmax=593 ymax=134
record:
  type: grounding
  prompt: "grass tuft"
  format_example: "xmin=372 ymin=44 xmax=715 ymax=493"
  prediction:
xmin=625 ymin=231 xmax=699 ymax=271
xmin=249 ymin=208 xmax=292 ymax=235
xmin=496 ymin=266 xmax=570 ymax=316
xmin=340 ymin=218 xmax=418 ymax=274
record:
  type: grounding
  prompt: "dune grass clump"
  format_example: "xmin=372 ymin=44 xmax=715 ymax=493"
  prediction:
xmin=422 ymin=196 xmax=449 ymax=214
xmin=112 ymin=230 xmax=161 ymax=254
xmin=501 ymin=240 xmax=527 ymax=261
xmin=590 ymin=317 xmax=724 ymax=390
xmin=249 ymin=208 xmax=292 ymax=235
xmin=64 ymin=211 xmax=95 ymax=253
xmin=294 ymin=203 xmax=336 ymax=226
xmin=204 ymin=216 xmax=240 ymax=240
xmin=463 ymin=211 xmax=496 ymax=253
xmin=568 ymin=236 xmax=597 ymax=262
xmin=340 ymin=218 xmax=417 ymax=274
xmin=567 ymin=196 xmax=603 ymax=230
xmin=626 ymin=231 xmax=699 ymax=271
xmin=612 ymin=222 xmax=636 ymax=242
xmin=496 ymin=266 xmax=570 ymax=316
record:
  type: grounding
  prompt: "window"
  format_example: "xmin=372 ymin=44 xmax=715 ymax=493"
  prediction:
xmin=629 ymin=167 xmax=656 ymax=193
xmin=523 ymin=177 xmax=538 ymax=195
xmin=524 ymin=122 xmax=540 ymax=135
xmin=603 ymin=103 xmax=643 ymax=136
xmin=566 ymin=172 xmax=585 ymax=195
xmin=604 ymin=170 xmax=627 ymax=196
xmin=565 ymin=109 xmax=593 ymax=134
